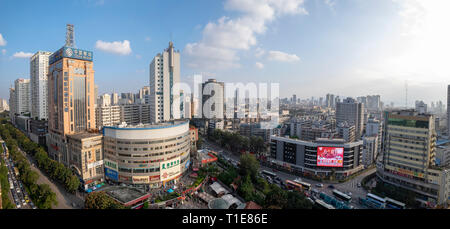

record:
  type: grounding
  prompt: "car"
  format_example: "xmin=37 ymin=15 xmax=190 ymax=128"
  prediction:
xmin=316 ymin=183 xmax=323 ymax=188
xmin=357 ymin=183 xmax=362 ymax=188
xmin=16 ymin=203 xmax=21 ymax=208
xmin=347 ymin=192 xmax=352 ymax=196
xmin=328 ymin=185 xmax=335 ymax=189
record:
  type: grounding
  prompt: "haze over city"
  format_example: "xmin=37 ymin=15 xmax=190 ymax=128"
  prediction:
xmin=1 ymin=0 xmax=449 ymax=106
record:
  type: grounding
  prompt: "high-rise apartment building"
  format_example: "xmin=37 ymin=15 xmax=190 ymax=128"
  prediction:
xmin=149 ymin=42 xmax=180 ymax=123
xmin=13 ymin=78 xmax=32 ymax=115
xmin=120 ymin=103 xmax=150 ymax=126
xmin=30 ymin=51 xmax=52 ymax=120
xmin=96 ymin=94 xmax=121 ymax=129
xmin=0 ymin=99 xmax=9 ymax=112
xmin=378 ymin=110 xmax=450 ymax=205
xmin=138 ymin=86 xmax=150 ymax=104
xmin=111 ymin=92 xmax=119 ymax=105
xmin=9 ymin=88 xmax=16 ymax=122
xmin=201 ymin=79 xmax=224 ymax=119
xmin=336 ymin=97 xmax=364 ymax=139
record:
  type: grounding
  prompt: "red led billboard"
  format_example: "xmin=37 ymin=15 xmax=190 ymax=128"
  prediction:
xmin=317 ymin=147 xmax=344 ymax=167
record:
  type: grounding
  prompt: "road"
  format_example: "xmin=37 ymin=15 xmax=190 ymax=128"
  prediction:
xmin=203 ymin=139 xmax=375 ymax=209
xmin=16 ymin=146 xmax=84 ymax=209
xmin=2 ymin=142 xmax=33 ymax=209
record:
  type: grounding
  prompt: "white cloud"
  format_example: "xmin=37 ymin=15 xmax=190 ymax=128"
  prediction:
xmin=255 ymin=62 xmax=264 ymax=69
xmin=0 ymin=33 xmax=6 ymax=46
xmin=255 ymin=47 xmax=266 ymax=58
xmin=95 ymin=40 xmax=132 ymax=55
xmin=1 ymin=49 xmax=6 ymax=55
xmin=267 ymin=50 xmax=300 ymax=62
xmin=184 ymin=0 xmax=307 ymax=70
xmin=12 ymin=51 xmax=33 ymax=59
xmin=324 ymin=0 xmax=336 ymax=10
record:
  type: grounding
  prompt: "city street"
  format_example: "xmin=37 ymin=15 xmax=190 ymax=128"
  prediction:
xmin=203 ymin=139 xmax=375 ymax=209
xmin=2 ymin=142 xmax=33 ymax=209
xmin=15 ymin=146 xmax=84 ymax=209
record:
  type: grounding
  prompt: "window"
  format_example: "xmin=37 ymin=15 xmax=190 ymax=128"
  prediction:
xmin=95 ymin=149 xmax=101 ymax=161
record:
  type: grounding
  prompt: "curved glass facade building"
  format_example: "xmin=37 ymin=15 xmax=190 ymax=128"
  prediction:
xmin=102 ymin=120 xmax=190 ymax=188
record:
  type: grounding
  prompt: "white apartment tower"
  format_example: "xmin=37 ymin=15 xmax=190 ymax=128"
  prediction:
xmin=336 ymin=97 xmax=364 ymax=139
xmin=95 ymin=94 xmax=121 ymax=129
xmin=30 ymin=51 xmax=52 ymax=120
xmin=149 ymin=42 xmax=181 ymax=123
xmin=201 ymin=79 xmax=225 ymax=119
xmin=14 ymin=78 xmax=31 ymax=115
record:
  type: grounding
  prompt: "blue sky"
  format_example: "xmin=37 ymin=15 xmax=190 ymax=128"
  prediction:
xmin=1 ymin=0 xmax=449 ymax=107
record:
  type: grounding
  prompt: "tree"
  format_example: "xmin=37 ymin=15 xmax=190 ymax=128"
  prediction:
xmin=85 ymin=191 xmax=125 ymax=209
xmin=264 ymin=184 xmax=287 ymax=208
xmin=285 ymin=191 xmax=313 ymax=209
xmin=238 ymin=175 xmax=255 ymax=201
xmin=65 ymin=175 xmax=80 ymax=193
xmin=239 ymin=153 xmax=259 ymax=181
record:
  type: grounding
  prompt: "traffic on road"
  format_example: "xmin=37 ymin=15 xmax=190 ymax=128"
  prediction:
xmin=2 ymin=142 xmax=37 ymax=209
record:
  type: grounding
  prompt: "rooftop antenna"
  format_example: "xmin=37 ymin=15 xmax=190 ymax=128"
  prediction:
xmin=66 ymin=24 xmax=75 ymax=47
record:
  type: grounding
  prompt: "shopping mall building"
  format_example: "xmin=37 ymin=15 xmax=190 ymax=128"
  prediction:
xmin=270 ymin=136 xmax=364 ymax=179
xmin=102 ymin=120 xmax=191 ymax=189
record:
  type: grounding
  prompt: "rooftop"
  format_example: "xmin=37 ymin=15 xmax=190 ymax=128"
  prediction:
xmin=67 ymin=131 xmax=102 ymax=140
xmin=106 ymin=119 xmax=189 ymax=130
xmin=101 ymin=186 xmax=149 ymax=205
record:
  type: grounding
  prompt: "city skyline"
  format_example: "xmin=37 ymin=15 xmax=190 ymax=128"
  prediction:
xmin=1 ymin=0 xmax=450 ymax=107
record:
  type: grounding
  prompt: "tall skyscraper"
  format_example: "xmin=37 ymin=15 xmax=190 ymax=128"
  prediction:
xmin=111 ymin=92 xmax=119 ymax=105
xmin=30 ymin=51 xmax=52 ymax=120
xmin=47 ymin=25 xmax=96 ymax=163
xmin=8 ymin=88 xmax=15 ymax=122
xmin=336 ymin=97 xmax=364 ymax=139
xmin=201 ymin=79 xmax=224 ymax=119
xmin=149 ymin=41 xmax=180 ymax=123
xmin=14 ymin=78 xmax=31 ymax=115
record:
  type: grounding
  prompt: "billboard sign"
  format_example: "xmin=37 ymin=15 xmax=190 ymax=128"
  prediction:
xmin=160 ymin=157 xmax=181 ymax=182
xmin=105 ymin=167 xmax=119 ymax=181
xmin=132 ymin=176 xmax=149 ymax=184
xmin=317 ymin=147 xmax=344 ymax=167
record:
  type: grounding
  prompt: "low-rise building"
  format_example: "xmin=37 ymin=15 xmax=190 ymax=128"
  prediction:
xmin=270 ymin=136 xmax=364 ymax=179
xmin=67 ymin=132 xmax=104 ymax=190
